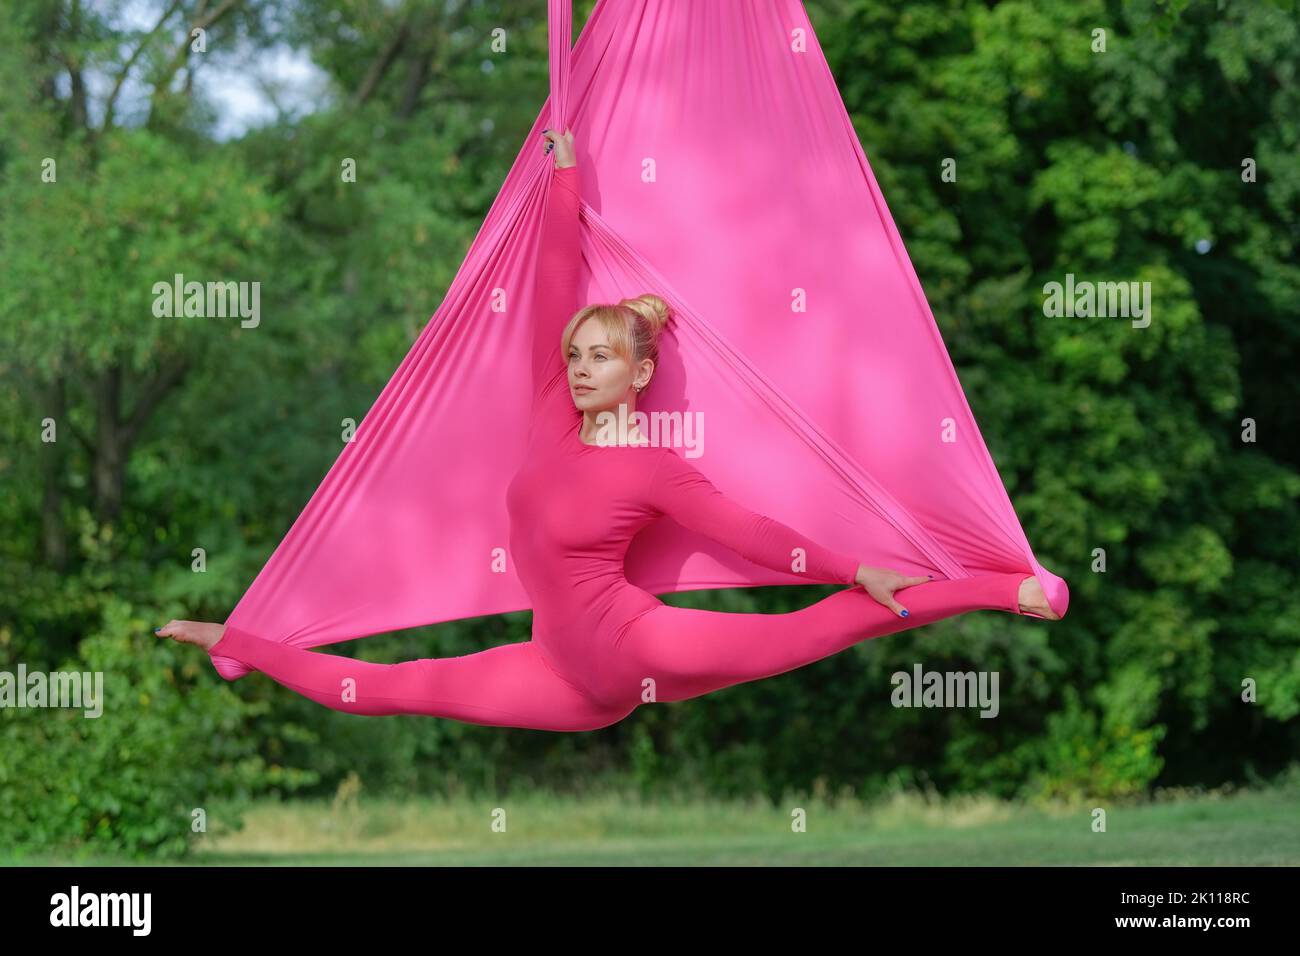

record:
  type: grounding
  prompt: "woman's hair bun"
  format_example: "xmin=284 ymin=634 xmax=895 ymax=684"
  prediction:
xmin=620 ymin=293 xmax=671 ymax=335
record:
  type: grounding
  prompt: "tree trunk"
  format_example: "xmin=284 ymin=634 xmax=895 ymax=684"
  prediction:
xmin=93 ymin=366 xmax=125 ymax=525
xmin=89 ymin=355 xmax=191 ymax=527
xmin=40 ymin=377 xmax=69 ymax=570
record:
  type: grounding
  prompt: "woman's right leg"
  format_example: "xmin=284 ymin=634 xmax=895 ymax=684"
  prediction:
xmin=208 ymin=625 xmax=629 ymax=732
xmin=609 ymin=572 xmax=1026 ymax=705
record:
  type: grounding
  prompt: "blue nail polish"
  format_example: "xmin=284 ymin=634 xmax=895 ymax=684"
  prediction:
xmin=153 ymin=627 xmax=160 ymax=633
xmin=901 ymin=609 xmax=909 ymax=617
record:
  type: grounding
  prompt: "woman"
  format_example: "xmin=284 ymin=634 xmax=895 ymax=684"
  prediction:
xmin=159 ymin=127 xmax=1059 ymax=731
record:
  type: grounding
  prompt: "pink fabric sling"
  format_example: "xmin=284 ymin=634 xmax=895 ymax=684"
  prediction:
xmin=212 ymin=0 xmax=1069 ymax=681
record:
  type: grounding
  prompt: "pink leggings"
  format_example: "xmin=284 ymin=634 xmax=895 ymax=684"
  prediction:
xmin=209 ymin=572 xmax=1027 ymax=732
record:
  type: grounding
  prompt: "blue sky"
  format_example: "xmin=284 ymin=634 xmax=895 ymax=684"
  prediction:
xmin=70 ymin=0 xmax=331 ymax=141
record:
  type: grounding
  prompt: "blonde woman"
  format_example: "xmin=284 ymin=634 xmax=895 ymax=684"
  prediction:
xmin=159 ymin=128 xmax=1057 ymax=731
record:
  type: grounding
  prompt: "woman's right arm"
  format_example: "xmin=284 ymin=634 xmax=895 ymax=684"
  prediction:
xmin=531 ymin=162 xmax=582 ymax=392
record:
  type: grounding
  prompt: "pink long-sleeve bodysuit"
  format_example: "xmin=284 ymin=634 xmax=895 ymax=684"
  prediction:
xmin=207 ymin=163 xmax=1029 ymax=732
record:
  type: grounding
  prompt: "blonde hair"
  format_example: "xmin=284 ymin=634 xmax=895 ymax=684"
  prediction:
xmin=561 ymin=293 xmax=671 ymax=387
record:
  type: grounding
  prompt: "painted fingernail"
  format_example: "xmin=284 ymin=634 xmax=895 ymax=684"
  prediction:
xmin=927 ymin=575 xmax=934 ymax=579
xmin=900 ymin=609 xmax=909 ymax=617
xmin=153 ymin=627 xmax=161 ymax=634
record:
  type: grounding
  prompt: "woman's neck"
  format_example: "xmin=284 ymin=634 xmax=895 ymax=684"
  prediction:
xmin=579 ymin=406 xmax=650 ymax=446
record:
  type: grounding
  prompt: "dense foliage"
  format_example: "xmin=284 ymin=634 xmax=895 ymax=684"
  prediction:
xmin=1 ymin=0 xmax=1295 ymax=857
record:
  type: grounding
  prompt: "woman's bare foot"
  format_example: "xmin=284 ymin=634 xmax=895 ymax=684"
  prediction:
xmin=155 ymin=620 xmax=226 ymax=650
xmin=1017 ymin=576 xmax=1060 ymax=620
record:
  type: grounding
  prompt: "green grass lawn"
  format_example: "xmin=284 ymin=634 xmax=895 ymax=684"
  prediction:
xmin=10 ymin=781 xmax=1298 ymax=866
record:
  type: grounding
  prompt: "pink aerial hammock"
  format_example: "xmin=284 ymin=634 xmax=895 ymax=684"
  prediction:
xmin=211 ymin=0 xmax=1069 ymax=685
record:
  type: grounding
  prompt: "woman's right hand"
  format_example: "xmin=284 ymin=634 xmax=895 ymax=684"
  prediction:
xmin=854 ymin=565 xmax=931 ymax=618
xmin=543 ymin=127 xmax=576 ymax=168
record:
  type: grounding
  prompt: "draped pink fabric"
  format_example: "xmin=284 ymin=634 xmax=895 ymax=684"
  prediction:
xmin=213 ymin=0 xmax=1068 ymax=681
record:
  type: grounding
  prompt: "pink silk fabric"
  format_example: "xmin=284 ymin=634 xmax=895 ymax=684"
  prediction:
xmin=213 ymin=0 xmax=1068 ymax=680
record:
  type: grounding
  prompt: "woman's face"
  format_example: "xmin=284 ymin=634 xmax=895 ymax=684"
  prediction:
xmin=567 ymin=320 xmax=649 ymax=411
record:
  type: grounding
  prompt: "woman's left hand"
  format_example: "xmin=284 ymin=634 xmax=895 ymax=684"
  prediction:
xmin=543 ymin=127 xmax=576 ymax=168
xmin=854 ymin=565 xmax=931 ymax=617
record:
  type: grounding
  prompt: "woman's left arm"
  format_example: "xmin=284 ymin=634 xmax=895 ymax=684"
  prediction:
xmin=531 ymin=162 xmax=582 ymax=391
xmin=646 ymin=450 xmax=861 ymax=586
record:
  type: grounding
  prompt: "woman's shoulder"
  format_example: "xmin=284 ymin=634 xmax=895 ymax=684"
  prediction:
xmin=647 ymin=445 xmax=706 ymax=481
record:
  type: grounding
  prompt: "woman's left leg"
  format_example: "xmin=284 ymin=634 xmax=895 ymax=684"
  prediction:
xmin=610 ymin=572 xmax=1026 ymax=704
